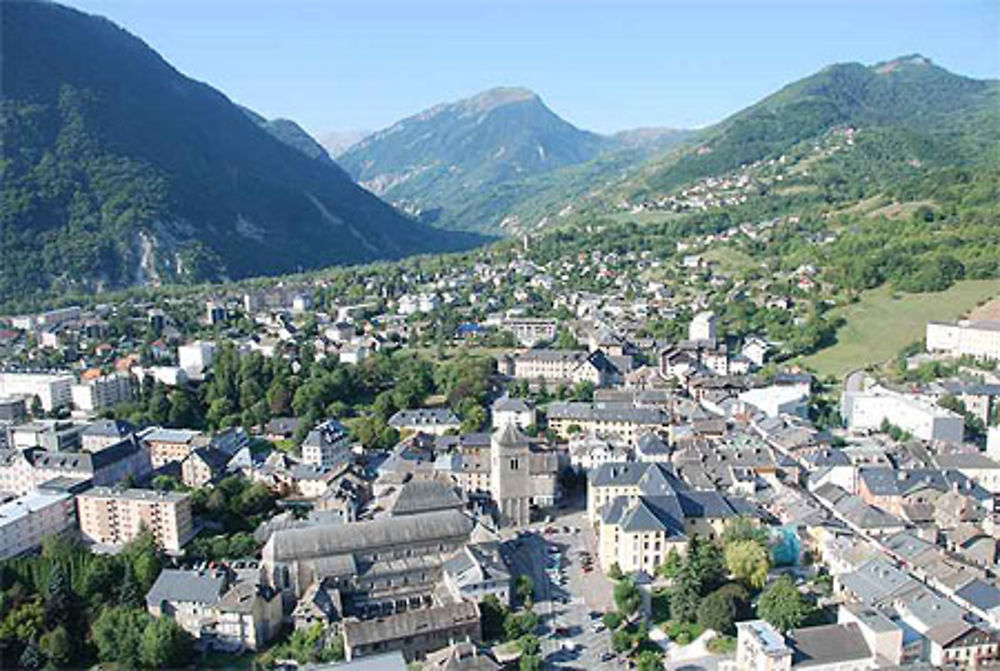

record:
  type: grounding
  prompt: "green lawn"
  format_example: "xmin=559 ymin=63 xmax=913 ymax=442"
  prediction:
xmin=799 ymin=279 xmax=1000 ymax=380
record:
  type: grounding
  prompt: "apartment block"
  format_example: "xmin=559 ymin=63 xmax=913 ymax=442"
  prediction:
xmin=0 ymin=490 xmax=75 ymax=559
xmin=77 ymin=487 xmax=193 ymax=552
xmin=0 ymin=371 xmax=74 ymax=412
xmin=71 ymin=373 xmax=135 ymax=413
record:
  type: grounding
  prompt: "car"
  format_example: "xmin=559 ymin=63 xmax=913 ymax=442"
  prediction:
xmin=589 ymin=611 xmax=602 ymax=620
xmin=560 ymin=641 xmax=578 ymax=652
xmin=600 ymin=651 xmax=615 ymax=662
xmin=593 ymin=622 xmax=606 ymax=633
xmin=562 ymin=525 xmax=571 ymax=533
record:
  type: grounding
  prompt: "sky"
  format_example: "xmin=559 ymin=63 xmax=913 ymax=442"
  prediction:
xmin=63 ymin=0 xmax=1000 ymax=138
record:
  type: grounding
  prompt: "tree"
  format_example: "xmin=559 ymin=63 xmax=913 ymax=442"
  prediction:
xmin=669 ymin=574 xmax=701 ymax=624
xmin=18 ymin=641 xmax=43 ymax=671
xmin=614 ymin=577 xmax=641 ymax=619
xmin=140 ymin=616 xmax=192 ymax=668
xmin=725 ymin=540 xmax=771 ymax=590
xmin=515 ymin=575 xmax=535 ymax=607
xmin=688 ymin=536 xmax=726 ymax=593
xmin=636 ymin=649 xmax=665 ymax=671
xmin=519 ymin=654 xmax=542 ymax=671
xmin=722 ymin=518 xmax=769 ymax=549
xmin=39 ymin=625 xmax=73 ymax=667
xmin=657 ymin=548 xmax=682 ymax=580
xmin=480 ymin=595 xmax=509 ymax=641
xmin=697 ymin=588 xmax=740 ymax=635
xmin=92 ymin=606 xmax=149 ymax=667
xmin=518 ymin=634 xmax=540 ymax=656
xmin=758 ymin=576 xmax=809 ymax=632
xmin=44 ymin=563 xmax=72 ymax=626
xmin=603 ymin=611 xmax=623 ymax=630
xmin=611 ymin=628 xmax=633 ymax=654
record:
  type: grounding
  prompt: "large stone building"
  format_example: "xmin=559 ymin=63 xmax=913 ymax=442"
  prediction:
xmin=77 ymin=487 xmax=193 ymax=553
xmin=841 ymin=385 xmax=964 ymax=444
xmin=260 ymin=509 xmax=482 ymax=663
xmin=300 ymin=419 xmax=352 ymax=469
xmin=588 ymin=461 xmax=758 ymax=573
xmin=501 ymin=349 xmax=619 ymax=388
xmin=547 ymin=401 xmax=669 ymax=447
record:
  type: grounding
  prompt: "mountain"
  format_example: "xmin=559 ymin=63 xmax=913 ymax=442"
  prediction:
xmin=241 ymin=108 xmax=332 ymax=163
xmin=635 ymin=55 xmax=999 ymax=196
xmin=320 ymin=130 xmax=371 ymax=158
xmin=0 ymin=1 xmax=480 ymax=306
xmin=338 ymin=87 xmax=624 ymax=230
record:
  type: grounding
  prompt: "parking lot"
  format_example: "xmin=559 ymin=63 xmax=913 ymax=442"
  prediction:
xmin=505 ymin=506 xmax=624 ymax=669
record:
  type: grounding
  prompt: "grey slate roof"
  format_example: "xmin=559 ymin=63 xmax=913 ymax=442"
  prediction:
xmin=547 ymin=401 xmax=665 ymax=425
xmin=342 ymin=601 xmax=479 ymax=648
xmin=145 ymin=569 xmax=227 ymax=608
xmin=788 ymin=623 xmax=871 ymax=668
xmin=955 ymin=579 xmax=1000 ymax=612
xmin=265 ymin=509 xmax=474 ymax=562
xmin=388 ymin=408 xmax=460 ymax=428
xmin=82 ymin=418 xmax=136 ymax=439
xmin=390 ymin=479 xmax=463 ymax=516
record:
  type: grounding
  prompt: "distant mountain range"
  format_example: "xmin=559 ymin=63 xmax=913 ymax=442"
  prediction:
xmin=337 ymin=87 xmax=691 ymax=231
xmin=0 ymin=1 xmax=480 ymax=306
xmin=320 ymin=130 xmax=371 ymax=158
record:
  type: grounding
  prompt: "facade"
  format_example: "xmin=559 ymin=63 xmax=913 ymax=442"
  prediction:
xmin=388 ymin=408 xmax=461 ymax=436
xmin=0 ymin=436 xmax=152 ymax=495
xmin=490 ymin=397 xmax=536 ymax=430
xmin=442 ymin=542 xmax=511 ymax=605
xmin=0 ymin=490 xmax=75 ymax=559
xmin=505 ymin=349 xmax=618 ymax=387
xmin=724 ymin=620 xmax=875 ymax=671
xmin=81 ymin=419 xmax=136 ymax=452
xmin=143 ymin=427 xmax=204 ymax=469
xmin=926 ymin=320 xmax=1000 ymax=361
xmin=689 ymin=310 xmax=717 ymax=344
xmin=177 ymin=341 xmax=216 ymax=380
xmin=71 ymin=373 xmax=134 ymax=413
xmin=841 ymin=385 xmax=964 ymax=443
xmin=300 ymin=419 xmax=352 ymax=469
xmin=0 ymin=371 xmax=74 ymax=411
xmin=146 ymin=569 xmax=283 ymax=652
xmin=500 ymin=317 xmax=557 ymax=347
xmin=77 ymin=487 xmax=193 ymax=552
xmin=546 ymin=401 xmax=668 ymax=447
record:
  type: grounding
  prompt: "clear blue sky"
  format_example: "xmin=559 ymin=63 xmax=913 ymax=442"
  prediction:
xmin=64 ymin=0 xmax=999 ymax=137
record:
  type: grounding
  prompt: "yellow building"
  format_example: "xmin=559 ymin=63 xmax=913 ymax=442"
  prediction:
xmin=77 ymin=487 xmax=193 ymax=552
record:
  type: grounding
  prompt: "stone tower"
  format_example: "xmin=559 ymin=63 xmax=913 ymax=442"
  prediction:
xmin=490 ymin=422 xmax=532 ymax=527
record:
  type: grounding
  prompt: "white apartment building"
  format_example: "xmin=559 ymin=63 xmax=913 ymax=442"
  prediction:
xmin=689 ymin=311 xmax=717 ymax=344
xmin=841 ymin=385 xmax=964 ymax=444
xmin=926 ymin=320 xmax=1000 ymax=361
xmin=0 ymin=371 xmax=74 ymax=412
xmin=71 ymin=373 xmax=135 ymax=413
xmin=177 ymin=341 xmax=216 ymax=380
xmin=0 ymin=490 xmax=75 ymax=560
xmin=77 ymin=487 xmax=193 ymax=553
xmin=300 ymin=419 xmax=352 ymax=469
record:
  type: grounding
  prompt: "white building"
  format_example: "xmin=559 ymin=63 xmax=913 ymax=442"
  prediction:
xmin=0 ymin=490 xmax=75 ymax=560
xmin=0 ymin=371 xmax=74 ymax=412
xmin=689 ymin=311 xmax=717 ymax=344
xmin=739 ymin=383 xmax=810 ymax=418
xmin=177 ymin=341 xmax=217 ymax=380
xmin=841 ymin=385 xmax=964 ymax=444
xmin=491 ymin=397 xmax=536 ymax=430
xmin=71 ymin=373 xmax=134 ymax=413
xmin=926 ymin=320 xmax=1000 ymax=361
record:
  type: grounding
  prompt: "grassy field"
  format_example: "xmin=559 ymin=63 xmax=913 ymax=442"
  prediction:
xmin=799 ymin=279 xmax=1000 ymax=380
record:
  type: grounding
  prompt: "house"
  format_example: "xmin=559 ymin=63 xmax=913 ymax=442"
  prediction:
xmin=490 ymin=396 xmax=536 ymax=430
xmin=569 ymin=431 xmax=631 ymax=471
xmin=142 ymin=427 xmax=205 ymax=469
xmin=546 ymin=401 xmax=668 ymax=447
xmin=634 ymin=432 xmax=671 ymax=463
xmin=146 ymin=568 xmax=283 ymax=652
xmin=723 ymin=620 xmax=875 ymax=671
xmin=81 ymin=418 xmax=136 ymax=452
xmin=181 ymin=446 xmax=232 ymax=488
xmin=442 ymin=542 xmax=511 ymax=605
xmin=264 ymin=417 xmax=300 ymax=441
xmin=301 ymin=419 xmax=352 ymax=470
xmin=503 ymin=349 xmax=620 ymax=388
xmin=388 ymin=408 xmax=462 ymax=436
xmin=341 ymin=601 xmax=480 ymax=662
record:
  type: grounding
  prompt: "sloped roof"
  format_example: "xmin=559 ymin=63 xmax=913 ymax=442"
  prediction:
xmin=146 ymin=569 xmax=226 ymax=608
xmin=391 ymin=479 xmax=463 ymax=516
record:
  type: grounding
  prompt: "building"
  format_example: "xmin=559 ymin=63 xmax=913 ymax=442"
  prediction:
xmin=689 ymin=311 xmax=717 ymax=344
xmin=177 ymin=341 xmax=216 ymax=380
xmin=81 ymin=419 xmax=136 ymax=452
xmin=10 ymin=420 xmax=87 ymax=452
xmin=180 ymin=446 xmax=231 ymax=488
xmin=143 ymin=427 xmax=204 ymax=469
xmin=739 ymin=383 xmax=810 ymax=419
xmin=490 ymin=397 xmax=536 ymax=430
xmin=442 ymin=542 xmax=511 ymax=605
xmin=546 ymin=401 xmax=668 ymax=447
xmin=146 ymin=568 xmax=283 ymax=651
xmin=342 ymin=601 xmax=480 ymax=662
xmin=569 ymin=431 xmax=632 ymax=471
xmin=71 ymin=373 xmax=135 ymax=413
xmin=0 ymin=435 xmax=152 ymax=495
xmin=77 ymin=487 xmax=193 ymax=553
xmin=388 ymin=409 xmax=461 ymax=436
xmin=927 ymin=319 xmax=1000 ymax=361
xmin=499 ymin=317 xmax=557 ymax=347
xmin=724 ymin=620 xmax=875 ymax=671
xmin=589 ymin=461 xmax=757 ymax=573
xmin=841 ymin=385 xmax=964 ymax=444
xmin=0 ymin=397 xmax=27 ymax=423
xmin=0 ymin=490 xmax=75 ymax=559
xmin=504 ymin=349 xmax=619 ymax=388
xmin=300 ymin=419 xmax=352 ymax=470
xmin=0 ymin=371 xmax=74 ymax=411
xmin=490 ymin=424 xmax=534 ymax=527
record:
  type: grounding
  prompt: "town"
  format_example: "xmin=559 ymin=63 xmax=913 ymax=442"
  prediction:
xmin=1 ymin=222 xmax=999 ymax=671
